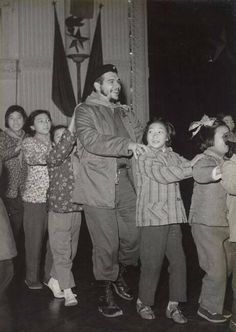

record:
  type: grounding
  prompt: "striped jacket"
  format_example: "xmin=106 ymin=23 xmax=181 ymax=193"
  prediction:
xmin=136 ymin=147 xmax=192 ymax=227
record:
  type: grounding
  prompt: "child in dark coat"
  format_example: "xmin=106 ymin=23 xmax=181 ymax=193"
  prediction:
xmin=45 ymin=114 xmax=82 ymax=306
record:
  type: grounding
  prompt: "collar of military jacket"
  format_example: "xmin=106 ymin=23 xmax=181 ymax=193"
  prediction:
xmin=86 ymin=92 xmax=130 ymax=116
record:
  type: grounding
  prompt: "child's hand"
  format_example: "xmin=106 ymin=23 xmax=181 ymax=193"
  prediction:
xmin=68 ymin=111 xmax=76 ymax=134
xmin=190 ymin=154 xmax=204 ymax=167
xmin=212 ymin=165 xmax=222 ymax=181
xmin=15 ymin=143 xmax=22 ymax=152
xmin=215 ymin=166 xmax=222 ymax=176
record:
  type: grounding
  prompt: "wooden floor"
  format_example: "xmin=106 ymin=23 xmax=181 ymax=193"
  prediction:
xmin=1 ymin=218 xmax=232 ymax=332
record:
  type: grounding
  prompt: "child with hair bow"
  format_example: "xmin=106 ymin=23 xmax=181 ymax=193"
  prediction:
xmin=188 ymin=115 xmax=231 ymax=324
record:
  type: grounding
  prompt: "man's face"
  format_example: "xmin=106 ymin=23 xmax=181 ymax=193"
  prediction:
xmin=97 ymin=72 xmax=121 ymax=102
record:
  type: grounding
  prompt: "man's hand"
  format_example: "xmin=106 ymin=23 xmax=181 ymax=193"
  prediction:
xmin=128 ymin=142 xmax=149 ymax=159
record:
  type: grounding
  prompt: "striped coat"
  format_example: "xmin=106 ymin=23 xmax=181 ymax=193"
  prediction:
xmin=136 ymin=147 xmax=192 ymax=227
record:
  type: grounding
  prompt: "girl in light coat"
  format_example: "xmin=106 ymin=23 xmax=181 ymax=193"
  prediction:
xmin=189 ymin=116 xmax=230 ymax=324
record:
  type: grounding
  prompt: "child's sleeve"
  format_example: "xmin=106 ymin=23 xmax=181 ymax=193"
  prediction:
xmin=138 ymin=152 xmax=192 ymax=184
xmin=221 ymin=156 xmax=236 ymax=195
xmin=176 ymin=154 xmax=191 ymax=165
xmin=192 ymin=157 xmax=219 ymax=183
xmin=47 ymin=129 xmax=76 ymax=167
xmin=22 ymin=138 xmax=47 ymax=165
xmin=0 ymin=132 xmax=20 ymax=161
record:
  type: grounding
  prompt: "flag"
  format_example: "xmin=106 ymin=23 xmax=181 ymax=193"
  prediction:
xmin=82 ymin=6 xmax=103 ymax=102
xmin=70 ymin=0 xmax=94 ymax=19
xmin=52 ymin=4 xmax=76 ymax=117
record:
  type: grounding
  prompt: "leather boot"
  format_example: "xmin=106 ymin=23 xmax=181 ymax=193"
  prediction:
xmin=112 ymin=265 xmax=134 ymax=301
xmin=98 ymin=281 xmax=123 ymax=317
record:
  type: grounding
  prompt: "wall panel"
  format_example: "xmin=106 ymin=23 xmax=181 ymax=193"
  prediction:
xmin=17 ymin=0 xmax=67 ymax=125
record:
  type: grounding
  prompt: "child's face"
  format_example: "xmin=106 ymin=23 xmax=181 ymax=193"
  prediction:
xmin=54 ymin=128 xmax=65 ymax=144
xmin=147 ymin=122 xmax=168 ymax=149
xmin=213 ymin=125 xmax=229 ymax=155
xmin=32 ymin=113 xmax=51 ymax=135
xmin=8 ymin=111 xmax=24 ymax=133
xmin=223 ymin=115 xmax=235 ymax=132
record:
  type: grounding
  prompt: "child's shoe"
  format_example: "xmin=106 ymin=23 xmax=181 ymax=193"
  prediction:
xmin=44 ymin=277 xmax=64 ymax=298
xmin=197 ymin=306 xmax=227 ymax=323
xmin=230 ymin=319 xmax=236 ymax=331
xmin=136 ymin=298 xmax=155 ymax=320
xmin=166 ymin=302 xmax=188 ymax=324
xmin=64 ymin=289 xmax=78 ymax=307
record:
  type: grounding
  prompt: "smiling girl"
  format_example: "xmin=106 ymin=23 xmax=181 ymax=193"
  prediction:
xmin=22 ymin=110 xmax=52 ymax=290
xmin=0 ymin=105 xmax=27 ymax=248
xmin=136 ymin=118 xmax=201 ymax=323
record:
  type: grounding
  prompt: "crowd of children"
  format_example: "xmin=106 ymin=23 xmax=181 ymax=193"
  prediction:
xmin=0 ymin=106 xmax=82 ymax=308
xmin=0 ymin=105 xmax=236 ymax=329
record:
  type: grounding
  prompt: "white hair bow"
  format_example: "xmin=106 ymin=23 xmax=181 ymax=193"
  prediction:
xmin=189 ymin=114 xmax=216 ymax=137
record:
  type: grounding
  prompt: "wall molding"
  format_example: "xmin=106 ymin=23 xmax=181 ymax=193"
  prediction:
xmin=21 ymin=58 xmax=52 ymax=70
xmin=0 ymin=0 xmax=13 ymax=8
xmin=0 ymin=58 xmax=17 ymax=78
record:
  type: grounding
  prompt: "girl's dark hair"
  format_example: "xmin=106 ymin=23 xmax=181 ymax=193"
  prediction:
xmin=25 ymin=109 xmax=52 ymax=136
xmin=51 ymin=125 xmax=67 ymax=142
xmin=195 ymin=119 xmax=228 ymax=152
xmin=142 ymin=117 xmax=176 ymax=147
xmin=5 ymin=105 xmax=27 ymax=128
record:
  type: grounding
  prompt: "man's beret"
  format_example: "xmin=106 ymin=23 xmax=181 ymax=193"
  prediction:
xmin=92 ymin=64 xmax=118 ymax=83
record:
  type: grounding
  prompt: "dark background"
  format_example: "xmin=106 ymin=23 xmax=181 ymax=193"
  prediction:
xmin=147 ymin=0 xmax=236 ymax=157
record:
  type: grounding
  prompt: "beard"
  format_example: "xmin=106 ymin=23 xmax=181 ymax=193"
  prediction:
xmin=100 ymin=88 xmax=120 ymax=103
